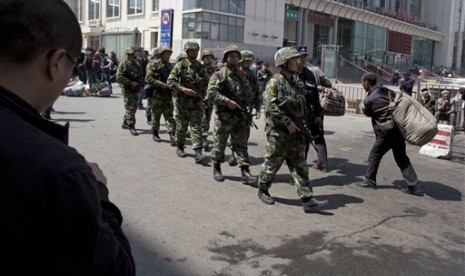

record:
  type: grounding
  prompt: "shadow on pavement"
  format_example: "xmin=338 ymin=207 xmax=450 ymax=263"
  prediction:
xmin=393 ymin=180 xmax=463 ymax=201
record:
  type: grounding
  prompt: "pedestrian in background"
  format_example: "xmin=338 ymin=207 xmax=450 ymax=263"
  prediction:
xmin=357 ymin=72 xmax=424 ymax=196
xmin=0 ymin=0 xmax=135 ymax=274
xmin=399 ymin=72 xmax=415 ymax=96
xmin=419 ymin=87 xmax=435 ymax=115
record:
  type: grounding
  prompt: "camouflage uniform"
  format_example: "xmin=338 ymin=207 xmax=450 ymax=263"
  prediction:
xmin=201 ymin=50 xmax=216 ymax=147
xmin=145 ymin=47 xmax=161 ymax=124
xmin=239 ymin=50 xmax=261 ymax=139
xmin=116 ymin=47 xmax=144 ymax=134
xmin=167 ymin=41 xmax=208 ymax=162
xmin=145 ymin=46 xmax=175 ymax=144
xmin=207 ymin=45 xmax=257 ymax=184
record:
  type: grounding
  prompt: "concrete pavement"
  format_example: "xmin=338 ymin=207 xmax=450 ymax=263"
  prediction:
xmin=52 ymin=86 xmax=464 ymax=276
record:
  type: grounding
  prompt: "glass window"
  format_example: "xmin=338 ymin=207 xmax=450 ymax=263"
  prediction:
xmin=89 ymin=0 xmax=100 ymax=20
xmin=229 ymin=0 xmax=237 ymax=14
xmin=237 ymin=0 xmax=245 ymax=15
xmin=219 ymin=24 xmax=228 ymax=41
xmin=200 ymin=0 xmax=212 ymax=10
xmin=201 ymin=22 xmax=210 ymax=39
xmin=220 ymin=15 xmax=228 ymax=24
xmin=211 ymin=13 xmax=220 ymax=23
xmin=152 ymin=0 xmax=159 ymax=11
xmin=107 ymin=0 xmax=120 ymax=18
xmin=237 ymin=18 xmax=244 ymax=26
xmin=203 ymin=12 xmax=211 ymax=22
xmin=210 ymin=23 xmax=219 ymax=40
xmin=211 ymin=0 xmax=220 ymax=11
xmin=229 ymin=17 xmax=236 ymax=26
xmin=75 ymin=0 xmax=83 ymax=21
xmin=128 ymin=0 xmax=143 ymax=15
xmin=183 ymin=0 xmax=196 ymax=10
xmin=228 ymin=25 xmax=237 ymax=42
xmin=220 ymin=0 xmax=229 ymax=12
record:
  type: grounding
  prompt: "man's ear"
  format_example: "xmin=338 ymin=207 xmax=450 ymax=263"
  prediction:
xmin=46 ymin=49 xmax=68 ymax=82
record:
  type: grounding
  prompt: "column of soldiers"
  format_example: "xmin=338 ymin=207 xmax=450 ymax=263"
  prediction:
xmin=116 ymin=42 xmax=333 ymax=212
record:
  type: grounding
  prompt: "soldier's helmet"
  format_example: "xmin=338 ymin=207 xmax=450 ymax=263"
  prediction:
xmin=158 ymin=45 xmax=173 ymax=54
xmin=183 ymin=41 xmax=200 ymax=52
xmin=125 ymin=47 xmax=140 ymax=55
xmin=222 ymin=45 xmax=241 ymax=62
xmin=274 ymin=47 xmax=300 ymax=67
xmin=201 ymin=49 xmax=214 ymax=60
xmin=240 ymin=50 xmax=254 ymax=63
xmin=151 ymin=47 xmax=160 ymax=58
xmin=177 ymin=52 xmax=188 ymax=62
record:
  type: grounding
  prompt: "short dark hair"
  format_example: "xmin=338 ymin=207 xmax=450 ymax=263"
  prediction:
xmin=0 ymin=0 xmax=82 ymax=64
xmin=362 ymin=72 xmax=377 ymax=86
xmin=421 ymin=88 xmax=429 ymax=92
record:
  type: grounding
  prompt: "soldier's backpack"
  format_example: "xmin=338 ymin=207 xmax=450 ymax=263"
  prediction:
xmin=388 ymin=90 xmax=438 ymax=146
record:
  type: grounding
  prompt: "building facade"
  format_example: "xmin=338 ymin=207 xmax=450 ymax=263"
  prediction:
xmin=65 ymin=0 xmax=464 ymax=73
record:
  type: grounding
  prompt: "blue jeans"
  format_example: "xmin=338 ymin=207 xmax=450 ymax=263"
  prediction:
xmin=138 ymin=88 xmax=146 ymax=107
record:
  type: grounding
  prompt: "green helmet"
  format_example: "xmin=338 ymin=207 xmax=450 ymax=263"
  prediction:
xmin=158 ymin=45 xmax=173 ymax=54
xmin=125 ymin=47 xmax=140 ymax=55
xmin=201 ymin=49 xmax=214 ymax=60
xmin=240 ymin=50 xmax=254 ymax=62
xmin=177 ymin=52 xmax=188 ymax=62
xmin=222 ymin=44 xmax=241 ymax=62
xmin=151 ymin=47 xmax=160 ymax=58
xmin=183 ymin=41 xmax=200 ymax=52
xmin=274 ymin=47 xmax=300 ymax=67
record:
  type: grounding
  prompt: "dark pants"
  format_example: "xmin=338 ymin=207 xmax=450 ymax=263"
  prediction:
xmin=366 ymin=126 xmax=418 ymax=186
xmin=305 ymin=117 xmax=327 ymax=168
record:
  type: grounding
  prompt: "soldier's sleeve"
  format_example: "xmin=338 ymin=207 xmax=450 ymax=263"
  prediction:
xmin=167 ymin=63 xmax=183 ymax=93
xmin=207 ymin=72 xmax=230 ymax=106
xmin=145 ymin=61 xmax=157 ymax=87
xmin=116 ymin=61 xmax=132 ymax=86
xmin=264 ymin=78 xmax=292 ymax=128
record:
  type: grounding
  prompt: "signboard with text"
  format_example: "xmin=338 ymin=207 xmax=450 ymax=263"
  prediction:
xmin=160 ymin=9 xmax=173 ymax=47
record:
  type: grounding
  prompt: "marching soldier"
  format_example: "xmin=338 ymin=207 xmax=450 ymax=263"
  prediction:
xmin=257 ymin=47 xmax=329 ymax=213
xmin=145 ymin=46 xmax=176 ymax=145
xmin=207 ymin=45 xmax=257 ymax=185
xmin=201 ymin=50 xmax=216 ymax=151
xmin=167 ymin=41 xmax=209 ymax=163
xmin=227 ymin=50 xmax=262 ymax=166
xmin=145 ymin=47 xmax=160 ymax=124
xmin=116 ymin=47 xmax=145 ymax=136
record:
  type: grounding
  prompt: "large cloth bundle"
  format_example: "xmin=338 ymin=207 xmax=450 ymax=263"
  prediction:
xmin=388 ymin=90 xmax=437 ymax=146
xmin=63 ymin=81 xmax=85 ymax=97
xmin=319 ymin=87 xmax=345 ymax=116
xmin=90 ymin=82 xmax=112 ymax=97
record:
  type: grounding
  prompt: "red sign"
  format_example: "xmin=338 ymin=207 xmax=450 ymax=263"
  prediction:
xmin=388 ymin=30 xmax=412 ymax=55
xmin=308 ymin=13 xmax=333 ymax=28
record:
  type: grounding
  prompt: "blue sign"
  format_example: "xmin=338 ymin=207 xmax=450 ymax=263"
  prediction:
xmin=160 ymin=9 xmax=173 ymax=47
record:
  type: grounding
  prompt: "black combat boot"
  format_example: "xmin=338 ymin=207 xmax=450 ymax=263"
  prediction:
xmin=401 ymin=185 xmax=424 ymax=197
xmin=302 ymin=197 xmax=329 ymax=213
xmin=194 ymin=149 xmax=206 ymax=164
xmin=146 ymin=115 xmax=152 ymax=124
xmin=121 ymin=121 xmax=129 ymax=129
xmin=169 ymin=132 xmax=176 ymax=146
xmin=129 ymin=127 xmax=139 ymax=136
xmin=152 ymin=130 xmax=162 ymax=142
xmin=240 ymin=166 xmax=257 ymax=186
xmin=213 ymin=163 xmax=224 ymax=182
xmin=258 ymin=189 xmax=274 ymax=205
xmin=228 ymin=151 xmax=238 ymax=166
xmin=176 ymin=144 xmax=186 ymax=158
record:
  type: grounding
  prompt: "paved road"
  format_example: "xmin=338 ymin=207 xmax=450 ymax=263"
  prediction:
xmin=52 ymin=86 xmax=464 ymax=276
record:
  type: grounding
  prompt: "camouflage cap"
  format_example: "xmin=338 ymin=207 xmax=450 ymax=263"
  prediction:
xmin=240 ymin=50 xmax=254 ymax=62
xmin=125 ymin=47 xmax=140 ymax=55
xmin=223 ymin=45 xmax=241 ymax=62
xmin=201 ymin=49 xmax=214 ymax=60
xmin=274 ymin=47 xmax=300 ymax=67
xmin=183 ymin=41 xmax=200 ymax=52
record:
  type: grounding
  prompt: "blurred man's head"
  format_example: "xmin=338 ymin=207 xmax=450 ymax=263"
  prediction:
xmin=0 ymin=0 xmax=82 ymax=112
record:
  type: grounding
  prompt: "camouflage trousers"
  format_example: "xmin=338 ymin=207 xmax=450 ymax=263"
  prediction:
xmin=149 ymin=95 xmax=175 ymax=133
xmin=122 ymin=89 xmax=139 ymax=126
xmin=145 ymin=98 xmax=152 ymax=118
xmin=211 ymin=111 xmax=250 ymax=166
xmin=258 ymin=128 xmax=313 ymax=198
xmin=202 ymin=102 xmax=213 ymax=137
xmin=174 ymin=96 xmax=203 ymax=149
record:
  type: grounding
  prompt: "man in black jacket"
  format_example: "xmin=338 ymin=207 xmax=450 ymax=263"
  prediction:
xmin=356 ymin=73 xmax=423 ymax=196
xmin=0 ymin=1 xmax=135 ymax=275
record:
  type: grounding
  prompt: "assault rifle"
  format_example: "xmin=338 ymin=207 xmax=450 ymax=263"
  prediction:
xmin=275 ymin=98 xmax=317 ymax=147
xmin=176 ymin=69 xmax=204 ymax=102
xmin=146 ymin=64 xmax=172 ymax=98
xmin=217 ymin=78 xmax=258 ymax=129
